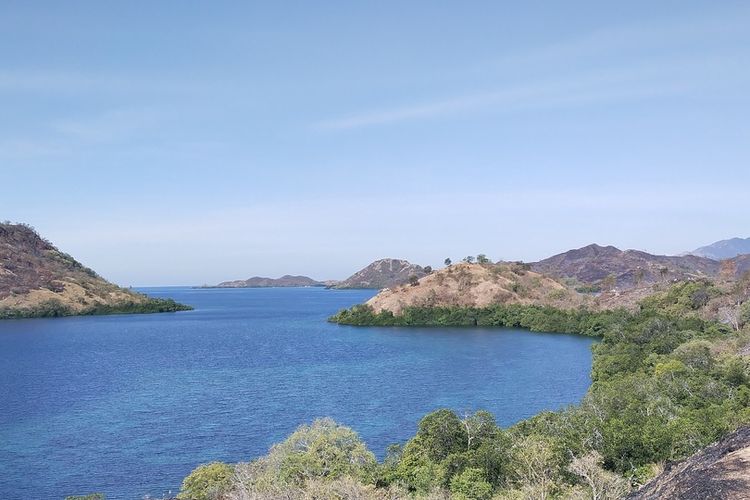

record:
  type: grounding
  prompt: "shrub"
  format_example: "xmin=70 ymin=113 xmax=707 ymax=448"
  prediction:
xmin=178 ymin=462 xmax=234 ymax=500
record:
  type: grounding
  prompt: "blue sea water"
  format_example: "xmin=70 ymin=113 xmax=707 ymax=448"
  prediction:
xmin=0 ymin=287 xmax=596 ymax=499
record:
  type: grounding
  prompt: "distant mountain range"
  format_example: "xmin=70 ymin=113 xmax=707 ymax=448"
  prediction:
xmin=530 ymin=243 xmax=722 ymax=289
xmin=212 ymin=275 xmax=325 ymax=288
xmin=330 ymin=258 xmax=428 ymax=289
xmin=0 ymin=223 xmax=190 ymax=319
xmin=688 ymin=237 xmax=750 ymax=260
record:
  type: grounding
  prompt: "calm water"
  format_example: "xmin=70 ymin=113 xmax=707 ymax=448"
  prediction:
xmin=0 ymin=287 xmax=596 ymax=499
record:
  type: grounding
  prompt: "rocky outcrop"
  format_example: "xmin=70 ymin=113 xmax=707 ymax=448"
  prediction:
xmin=629 ymin=427 xmax=750 ymax=500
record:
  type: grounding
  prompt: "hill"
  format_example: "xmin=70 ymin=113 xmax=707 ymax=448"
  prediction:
xmin=213 ymin=275 xmax=323 ymax=288
xmin=0 ymin=223 xmax=191 ymax=319
xmin=690 ymin=237 xmax=750 ymax=260
xmin=332 ymin=258 xmax=428 ymax=289
xmin=364 ymin=262 xmax=590 ymax=315
xmin=530 ymin=244 xmax=721 ymax=290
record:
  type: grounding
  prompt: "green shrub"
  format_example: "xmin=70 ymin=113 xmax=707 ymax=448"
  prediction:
xmin=178 ymin=462 xmax=234 ymax=500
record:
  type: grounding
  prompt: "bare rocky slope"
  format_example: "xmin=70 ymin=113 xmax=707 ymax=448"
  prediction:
xmin=332 ymin=258 xmax=427 ymax=289
xmin=213 ymin=275 xmax=323 ymax=288
xmin=0 ymin=223 xmax=190 ymax=319
xmin=629 ymin=426 xmax=750 ymax=499
xmin=530 ymin=244 xmax=722 ymax=290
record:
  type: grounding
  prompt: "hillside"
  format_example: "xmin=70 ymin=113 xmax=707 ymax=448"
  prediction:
xmin=364 ymin=262 xmax=591 ymax=315
xmin=0 ymin=223 xmax=191 ymax=319
xmin=690 ymin=237 xmax=750 ymax=260
xmin=332 ymin=258 xmax=428 ymax=289
xmin=629 ymin=426 xmax=750 ymax=499
xmin=213 ymin=275 xmax=323 ymax=288
xmin=530 ymin=244 xmax=721 ymax=290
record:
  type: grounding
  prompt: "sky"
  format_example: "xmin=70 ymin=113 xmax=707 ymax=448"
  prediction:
xmin=1 ymin=1 xmax=749 ymax=286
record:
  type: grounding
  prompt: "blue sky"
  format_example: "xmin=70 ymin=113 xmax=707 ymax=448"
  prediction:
xmin=1 ymin=1 xmax=749 ymax=285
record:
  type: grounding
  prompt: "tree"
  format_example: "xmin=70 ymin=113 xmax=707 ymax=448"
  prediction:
xmin=415 ymin=409 xmax=468 ymax=462
xmin=450 ymin=467 xmax=493 ymax=500
xmin=462 ymin=410 xmax=497 ymax=451
xmin=634 ymin=268 xmax=645 ymax=286
xmin=659 ymin=267 xmax=669 ymax=281
xmin=409 ymin=274 xmax=420 ymax=286
xmin=463 ymin=256 xmax=475 ymax=264
xmin=269 ymin=418 xmax=377 ymax=485
xmin=602 ymin=274 xmax=616 ymax=291
xmin=567 ymin=451 xmax=630 ymax=500
xmin=445 ymin=258 xmax=452 ymax=266
xmin=178 ymin=462 xmax=234 ymax=500
xmin=507 ymin=435 xmax=561 ymax=500
xmin=424 ymin=266 xmax=433 ymax=274
xmin=477 ymin=254 xmax=490 ymax=265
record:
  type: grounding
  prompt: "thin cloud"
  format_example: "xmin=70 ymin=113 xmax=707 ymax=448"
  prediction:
xmin=313 ymin=57 xmax=728 ymax=130
xmin=314 ymin=5 xmax=750 ymax=131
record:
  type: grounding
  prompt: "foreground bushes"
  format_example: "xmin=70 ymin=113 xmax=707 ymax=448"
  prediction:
xmin=180 ymin=301 xmax=750 ymax=499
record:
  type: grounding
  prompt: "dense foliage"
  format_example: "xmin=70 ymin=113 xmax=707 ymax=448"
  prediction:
xmin=329 ymin=303 xmax=627 ymax=337
xmin=180 ymin=293 xmax=750 ymax=499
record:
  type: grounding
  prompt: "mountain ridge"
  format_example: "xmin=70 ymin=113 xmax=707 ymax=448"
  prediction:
xmin=689 ymin=236 xmax=750 ymax=260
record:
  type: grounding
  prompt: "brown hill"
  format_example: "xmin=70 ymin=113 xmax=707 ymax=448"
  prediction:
xmin=214 ymin=275 xmax=323 ymax=288
xmin=0 ymin=223 xmax=190 ymax=319
xmin=629 ymin=426 xmax=750 ymax=499
xmin=365 ymin=262 xmax=591 ymax=315
xmin=531 ymin=244 xmax=721 ymax=290
xmin=333 ymin=258 xmax=428 ymax=289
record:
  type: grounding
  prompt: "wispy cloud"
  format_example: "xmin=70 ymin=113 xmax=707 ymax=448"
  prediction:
xmin=314 ymin=62 xmax=699 ymax=130
xmin=315 ymin=6 xmax=750 ymax=131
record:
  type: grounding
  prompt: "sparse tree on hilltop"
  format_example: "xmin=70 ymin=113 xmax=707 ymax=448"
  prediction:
xmin=444 ymin=258 xmax=452 ymax=267
xmin=463 ymin=256 xmax=475 ymax=264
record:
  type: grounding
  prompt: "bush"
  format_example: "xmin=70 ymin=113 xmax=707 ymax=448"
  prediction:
xmin=178 ymin=462 xmax=234 ymax=500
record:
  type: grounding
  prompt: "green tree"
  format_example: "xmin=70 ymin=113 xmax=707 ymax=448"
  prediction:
xmin=445 ymin=258 xmax=452 ymax=266
xmin=463 ymin=256 xmax=475 ymax=264
xmin=178 ymin=462 xmax=234 ymax=500
xmin=269 ymin=418 xmax=376 ymax=485
xmin=450 ymin=467 xmax=493 ymax=499
xmin=477 ymin=254 xmax=490 ymax=265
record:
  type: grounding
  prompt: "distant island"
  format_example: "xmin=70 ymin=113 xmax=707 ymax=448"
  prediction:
xmin=204 ymin=258 xmax=431 ymax=290
xmin=0 ymin=223 xmax=192 ymax=319
xmin=206 ymin=275 xmax=326 ymax=288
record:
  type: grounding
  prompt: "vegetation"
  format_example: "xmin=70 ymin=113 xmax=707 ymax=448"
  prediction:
xmin=0 ymin=296 xmax=192 ymax=320
xmin=180 ymin=284 xmax=750 ymax=499
xmin=65 ymin=495 xmax=105 ymax=500
xmin=178 ymin=462 xmax=234 ymax=500
xmin=329 ymin=303 xmax=624 ymax=336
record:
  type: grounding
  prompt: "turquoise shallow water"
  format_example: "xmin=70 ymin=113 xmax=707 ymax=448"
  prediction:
xmin=0 ymin=287 xmax=596 ymax=499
